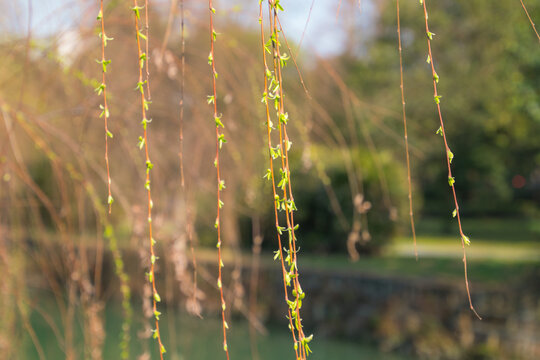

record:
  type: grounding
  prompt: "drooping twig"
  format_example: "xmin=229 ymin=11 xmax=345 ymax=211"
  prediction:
xmin=131 ymin=1 xmax=166 ymax=357
xmin=208 ymin=1 xmax=231 ymax=357
xmin=96 ymin=1 xmax=114 ymax=214
xmin=518 ymin=0 xmax=540 ymax=42
xmin=420 ymin=0 xmax=481 ymax=319
xmin=396 ymin=0 xmax=417 ymax=259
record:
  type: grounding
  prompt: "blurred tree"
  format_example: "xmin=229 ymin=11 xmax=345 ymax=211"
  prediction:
xmin=325 ymin=0 xmax=540 ymax=217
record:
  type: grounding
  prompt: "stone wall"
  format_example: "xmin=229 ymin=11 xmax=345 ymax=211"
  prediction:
xmin=201 ymin=260 xmax=540 ymax=360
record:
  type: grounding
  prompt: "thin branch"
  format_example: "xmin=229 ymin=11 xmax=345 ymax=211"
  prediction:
xmin=421 ymin=0 xmax=481 ymax=319
xmin=209 ymin=0 xmax=231 ymax=357
xmin=396 ymin=0 xmax=417 ymax=259
xmin=519 ymin=0 xmax=540 ymax=42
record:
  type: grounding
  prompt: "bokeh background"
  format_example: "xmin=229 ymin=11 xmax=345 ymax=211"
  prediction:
xmin=0 ymin=0 xmax=539 ymax=359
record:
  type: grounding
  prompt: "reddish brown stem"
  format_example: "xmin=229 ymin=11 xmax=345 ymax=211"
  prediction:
xmin=396 ymin=0 xmax=417 ymax=260
xmin=421 ymin=0 xmax=481 ymax=320
xmin=99 ymin=0 xmax=113 ymax=214
xmin=209 ymin=1 xmax=230 ymax=358
xmin=131 ymin=1 xmax=165 ymax=358
xmin=519 ymin=0 xmax=540 ymax=42
xmin=259 ymin=3 xmax=301 ymax=359
xmin=261 ymin=2 xmax=308 ymax=358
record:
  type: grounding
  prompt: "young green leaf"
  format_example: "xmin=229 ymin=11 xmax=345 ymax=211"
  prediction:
xmin=137 ymin=136 xmax=145 ymax=150
xmin=448 ymin=149 xmax=454 ymax=164
xmin=215 ymin=115 xmax=224 ymax=128
xmin=94 ymin=83 xmax=106 ymax=95
xmin=132 ymin=5 xmax=144 ymax=19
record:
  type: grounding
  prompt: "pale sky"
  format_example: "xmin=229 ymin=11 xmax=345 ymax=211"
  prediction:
xmin=9 ymin=0 xmax=375 ymax=57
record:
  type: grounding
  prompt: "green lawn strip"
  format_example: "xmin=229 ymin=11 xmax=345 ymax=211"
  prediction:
xmin=195 ymin=247 xmax=537 ymax=285
xmin=392 ymin=236 xmax=540 ymax=261
xmin=296 ymin=254 xmax=537 ymax=284
xmin=413 ymin=218 xmax=540 ymax=243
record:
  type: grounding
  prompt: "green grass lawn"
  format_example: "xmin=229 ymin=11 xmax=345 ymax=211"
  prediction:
xmin=197 ymin=245 xmax=538 ymax=286
xmin=410 ymin=217 xmax=540 ymax=243
xmin=391 ymin=235 xmax=540 ymax=261
xmin=297 ymin=253 xmax=538 ymax=285
xmin=196 ymin=217 xmax=539 ymax=286
xmin=392 ymin=217 xmax=540 ymax=260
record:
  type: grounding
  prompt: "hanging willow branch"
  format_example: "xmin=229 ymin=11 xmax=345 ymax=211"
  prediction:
xmin=259 ymin=1 xmax=312 ymax=358
xmin=131 ymin=1 xmax=166 ymax=357
xmin=396 ymin=0 xmax=417 ymax=259
xmin=420 ymin=0 xmax=481 ymax=320
xmin=208 ymin=1 xmax=231 ymax=357
xmin=518 ymin=0 xmax=540 ymax=42
xmin=96 ymin=1 xmax=114 ymax=213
